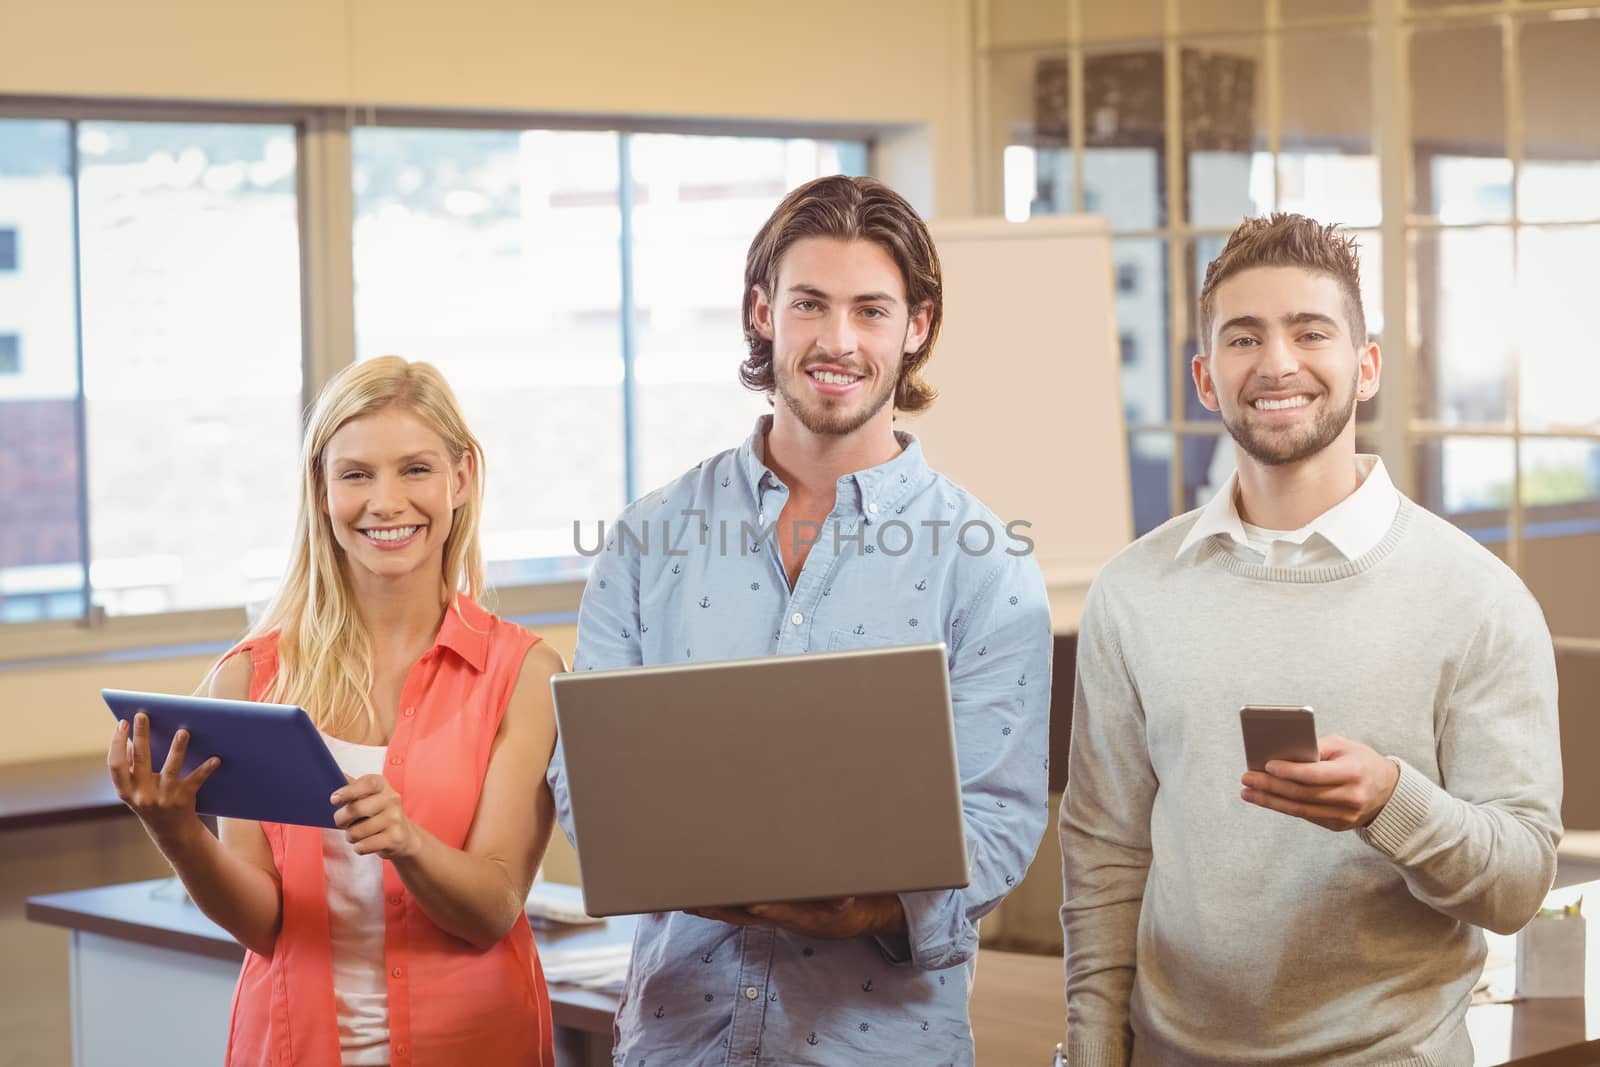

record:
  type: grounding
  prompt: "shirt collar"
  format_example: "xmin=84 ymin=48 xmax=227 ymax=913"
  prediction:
xmin=1306 ymin=455 xmax=1399 ymax=560
xmin=1176 ymin=455 xmax=1399 ymax=562
xmin=1176 ymin=468 xmax=1250 ymax=560
xmin=736 ymin=414 xmax=935 ymax=521
xmin=432 ymin=593 xmax=491 ymax=672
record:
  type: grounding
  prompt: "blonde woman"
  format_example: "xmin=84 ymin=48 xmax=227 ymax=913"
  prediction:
xmin=107 ymin=357 xmax=561 ymax=1067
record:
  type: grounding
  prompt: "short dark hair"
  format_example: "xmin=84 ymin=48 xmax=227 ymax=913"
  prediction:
xmin=740 ymin=175 xmax=942 ymax=413
xmin=1200 ymin=213 xmax=1367 ymax=350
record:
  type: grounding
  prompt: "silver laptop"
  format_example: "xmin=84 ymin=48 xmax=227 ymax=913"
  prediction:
xmin=551 ymin=642 xmax=970 ymax=917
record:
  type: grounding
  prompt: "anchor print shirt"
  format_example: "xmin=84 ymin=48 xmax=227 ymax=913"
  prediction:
xmin=547 ymin=416 xmax=1053 ymax=1067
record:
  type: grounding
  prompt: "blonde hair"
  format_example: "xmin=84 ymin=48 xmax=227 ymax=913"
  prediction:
xmin=211 ymin=356 xmax=487 ymax=736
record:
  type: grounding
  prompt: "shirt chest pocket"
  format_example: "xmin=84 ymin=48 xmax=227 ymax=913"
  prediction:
xmin=827 ymin=627 xmax=902 ymax=652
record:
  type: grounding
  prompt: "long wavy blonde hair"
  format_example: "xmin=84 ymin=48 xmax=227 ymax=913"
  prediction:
xmin=212 ymin=356 xmax=487 ymax=736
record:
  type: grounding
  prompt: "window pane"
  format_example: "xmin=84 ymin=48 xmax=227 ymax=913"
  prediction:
xmin=1411 ymin=227 xmax=1512 ymax=424
xmin=1519 ymin=16 xmax=1600 ymax=224
xmin=1411 ymin=23 xmax=1510 ymax=222
xmin=1128 ymin=432 xmax=1172 ymax=536
xmin=1114 ymin=238 xmax=1169 ymax=424
xmin=0 ymin=119 xmax=82 ymax=623
xmin=354 ymin=128 xmax=625 ymax=584
xmin=986 ymin=49 xmax=1075 ymax=220
xmin=1521 ymin=438 xmax=1600 ymax=640
xmin=1279 ymin=30 xmax=1380 ymax=227
xmin=1414 ymin=436 xmax=1512 ymax=561
xmin=1185 ymin=433 xmax=1236 ymax=512
xmin=1519 ymin=226 xmax=1600 ymax=431
xmin=1003 ymin=143 xmax=1075 ymax=222
xmin=77 ymin=121 xmax=302 ymax=617
xmin=1349 ymin=230 xmax=1384 ymax=344
xmin=1084 ymin=46 xmax=1166 ymax=229
xmin=1182 ymin=236 xmax=1229 ymax=423
xmin=628 ymin=135 xmax=863 ymax=493
xmin=1082 ymin=0 xmax=1163 ymax=42
xmin=1179 ymin=0 xmax=1265 ymax=37
xmin=1184 ymin=40 xmax=1271 ymax=228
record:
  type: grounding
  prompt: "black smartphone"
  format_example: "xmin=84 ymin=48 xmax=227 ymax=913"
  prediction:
xmin=1239 ymin=705 xmax=1319 ymax=773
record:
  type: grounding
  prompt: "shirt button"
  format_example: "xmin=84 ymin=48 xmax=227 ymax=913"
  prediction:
xmin=402 ymin=707 xmax=416 ymax=717
xmin=390 ymin=756 xmax=403 ymax=766
xmin=394 ymin=1044 xmax=407 ymax=1057
xmin=391 ymin=967 xmax=403 ymax=978
xmin=745 ymin=986 xmax=759 ymax=1000
xmin=758 ymin=512 xmax=765 ymax=524
xmin=790 ymin=612 xmax=803 ymax=625
xmin=389 ymin=895 xmax=402 ymax=906
xmin=867 ymin=502 xmax=879 ymax=514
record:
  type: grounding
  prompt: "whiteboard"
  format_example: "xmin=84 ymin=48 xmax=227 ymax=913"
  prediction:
xmin=905 ymin=215 xmax=1130 ymax=629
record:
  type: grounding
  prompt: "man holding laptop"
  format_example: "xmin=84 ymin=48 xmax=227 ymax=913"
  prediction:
xmin=1059 ymin=214 xmax=1563 ymax=1064
xmin=547 ymin=175 xmax=1052 ymax=1065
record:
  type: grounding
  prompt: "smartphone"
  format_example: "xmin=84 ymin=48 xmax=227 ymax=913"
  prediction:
xmin=1239 ymin=705 xmax=1319 ymax=772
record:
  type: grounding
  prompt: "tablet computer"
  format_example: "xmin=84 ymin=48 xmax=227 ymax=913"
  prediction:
xmin=552 ymin=642 xmax=969 ymax=916
xmin=102 ymin=689 xmax=346 ymax=829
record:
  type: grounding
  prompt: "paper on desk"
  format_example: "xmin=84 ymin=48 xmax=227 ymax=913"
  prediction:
xmin=1471 ymin=929 xmax=1518 ymax=1005
xmin=541 ymin=942 xmax=631 ymax=993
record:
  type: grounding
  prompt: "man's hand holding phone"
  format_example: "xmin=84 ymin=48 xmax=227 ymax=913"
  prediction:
xmin=1241 ymin=734 xmax=1400 ymax=832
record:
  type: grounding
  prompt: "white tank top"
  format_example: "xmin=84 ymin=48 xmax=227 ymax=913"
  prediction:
xmin=320 ymin=733 xmax=391 ymax=1066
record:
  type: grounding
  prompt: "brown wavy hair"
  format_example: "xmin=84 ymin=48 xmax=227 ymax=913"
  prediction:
xmin=740 ymin=175 xmax=942 ymax=413
xmin=1199 ymin=212 xmax=1368 ymax=351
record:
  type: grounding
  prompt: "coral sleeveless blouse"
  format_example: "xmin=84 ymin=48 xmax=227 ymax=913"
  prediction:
xmin=224 ymin=596 xmax=555 ymax=1067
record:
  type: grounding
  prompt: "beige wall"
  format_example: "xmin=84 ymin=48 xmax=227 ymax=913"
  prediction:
xmin=0 ymin=0 xmax=977 ymax=217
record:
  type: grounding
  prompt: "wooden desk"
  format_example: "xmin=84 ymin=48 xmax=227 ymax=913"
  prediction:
xmin=0 ymin=754 xmax=126 ymax=831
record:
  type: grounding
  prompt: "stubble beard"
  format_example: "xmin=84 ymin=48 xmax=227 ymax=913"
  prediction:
xmin=1223 ymin=369 xmax=1360 ymax=467
xmin=773 ymin=334 xmax=907 ymax=437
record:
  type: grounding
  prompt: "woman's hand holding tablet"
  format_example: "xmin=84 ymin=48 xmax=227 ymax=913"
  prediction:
xmin=331 ymin=774 xmax=422 ymax=859
xmin=107 ymin=711 xmax=221 ymax=845
xmin=101 ymin=689 xmax=348 ymax=828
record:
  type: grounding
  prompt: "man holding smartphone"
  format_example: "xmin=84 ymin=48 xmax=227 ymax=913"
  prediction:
xmin=1060 ymin=213 xmax=1562 ymax=1065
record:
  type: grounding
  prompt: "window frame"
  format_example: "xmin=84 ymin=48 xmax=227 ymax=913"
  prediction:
xmin=0 ymin=97 xmax=876 ymax=664
xmin=974 ymin=0 xmax=1600 ymax=655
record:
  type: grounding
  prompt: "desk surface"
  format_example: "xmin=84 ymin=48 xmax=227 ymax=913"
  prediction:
xmin=26 ymin=879 xmax=633 ymax=1034
xmin=0 ymin=753 xmax=126 ymax=831
xmin=28 ymin=878 xmax=1600 ymax=1064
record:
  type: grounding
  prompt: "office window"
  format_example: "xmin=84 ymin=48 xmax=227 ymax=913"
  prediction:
xmin=981 ymin=1 xmax=1600 ymax=686
xmin=0 ymin=119 xmax=83 ymax=623
xmin=0 ymin=117 xmax=303 ymax=627
xmin=628 ymin=133 xmax=866 ymax=493
xmin=354 ymin=126 xmax=867 ymax=582
xmin=353 ymin=127 xmax=626 ymax=586
xmin=0 ymin=227 xmax=16 ymax=271
xmin=77 ymin=122 xmax=303 ymax=617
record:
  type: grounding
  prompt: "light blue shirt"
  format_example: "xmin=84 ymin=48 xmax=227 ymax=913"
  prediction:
xmin=547 ymin=416 xmax=1053 ymax=1067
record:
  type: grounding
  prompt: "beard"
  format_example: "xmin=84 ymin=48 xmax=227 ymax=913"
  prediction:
xmin=1223 ymin=370 xmax=1359 ymax=467
xmin=773 ymin=355 xmax=901 ymax=438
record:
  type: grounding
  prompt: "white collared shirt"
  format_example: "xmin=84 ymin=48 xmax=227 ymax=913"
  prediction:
xmin=1175 ymin=455 xmax=1401 ymax=569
